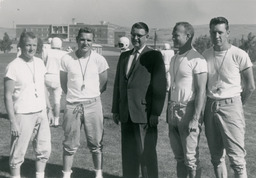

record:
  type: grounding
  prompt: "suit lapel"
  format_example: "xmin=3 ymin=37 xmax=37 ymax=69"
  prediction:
xmin=124 ymin=50 xmax=133 ymax=79
xmin=128 ymin=46 xmax=151 ymax=79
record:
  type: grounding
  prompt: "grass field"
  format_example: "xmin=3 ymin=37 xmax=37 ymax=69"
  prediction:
xmin=0 ymin=47 xmax=256 ymax=178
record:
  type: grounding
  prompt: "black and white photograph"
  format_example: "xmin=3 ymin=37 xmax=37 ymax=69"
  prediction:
xmin=0 ymin=0 xmax=256 ymax=178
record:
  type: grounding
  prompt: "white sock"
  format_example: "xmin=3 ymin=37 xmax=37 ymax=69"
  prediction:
xmin=62 ymin=170 xmax=72 ymax=178
xmin=95 ymin=169 xmax=103 ymax=178
xmin=36 ymin=172 xmax=45 ymax=178
xmin=11 ymin=176 xmax=21 ymax=178
xmin=54 ymin=117 xmax=59 ymax=125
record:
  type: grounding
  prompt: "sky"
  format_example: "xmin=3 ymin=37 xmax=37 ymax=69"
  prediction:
xmin=0 ymin=0 xmax=256 ymax=29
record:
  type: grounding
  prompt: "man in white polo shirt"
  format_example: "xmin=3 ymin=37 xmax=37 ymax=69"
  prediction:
xmin=203 ymin=17 xmax=255 ymax=178
xmin=167 ymin=22 xmax=207 ymax=178
xmin=4 ymin=31 xmax=53 ymax=178
xmin=60 ymin=27 xmax=109 ymax=178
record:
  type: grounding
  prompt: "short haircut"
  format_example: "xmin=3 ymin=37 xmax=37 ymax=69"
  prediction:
xmin=77 ymin=27 xmax=94 ymax=38
xmin=18 ymin=31 xmax=37 ymax=48
xmin=131 ymin=22 xmax=149 ymax=34
xmin=209 ymin=17 xmax=229 ymax=30
xmin=174 ymin=22 xmax=194 ymax=38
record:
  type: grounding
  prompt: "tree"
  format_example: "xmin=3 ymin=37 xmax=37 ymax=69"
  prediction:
xmin=193 ymin=35 xmax=212 ymax=54
xmin=239 ymin=32 xmax=256 ymax=53
xmin=239 ymin=32 xmax=256 ymax=62
xmin=232 ymin=38 xmax=239 ymax=47
xmin=0 ymin=32 xmax=13 ymax=53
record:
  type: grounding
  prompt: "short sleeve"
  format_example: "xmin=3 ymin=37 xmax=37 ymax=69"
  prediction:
xmin=96 ymin=55 xmax=109 ymax=74
xmin=60 ymin=54 xmax=69 ymax=72
xmin=5 ymin=62 xmax=17 ymax=81
xmin=193 ymin=58 xmax=208 ymax=74
xmin=238 ymin=51 xmax=252 ymax=71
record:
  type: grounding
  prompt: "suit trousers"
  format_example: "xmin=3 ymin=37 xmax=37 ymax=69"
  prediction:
xmin=121 ymin=116 xmax=158 ymax=178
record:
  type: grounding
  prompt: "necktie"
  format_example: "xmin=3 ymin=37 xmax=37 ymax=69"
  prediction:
xmin=127 ymin=50 xmax=138 ymax=77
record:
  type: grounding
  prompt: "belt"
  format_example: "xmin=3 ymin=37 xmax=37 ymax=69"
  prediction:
xmin=22 ymin=110 xmax=43 ymax=115
xmin=169 ymin=100 xmax=194 ymax=109
xmin=67 ymin=96 xmax=99 ymax=105
xmin=208 ymin=96 xmax=240 ymax=112
xmin=207 ymin=96 xmax=240 ymax=105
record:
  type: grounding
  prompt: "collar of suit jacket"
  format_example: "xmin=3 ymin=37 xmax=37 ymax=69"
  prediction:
xmin=133 ymin=45 xmax=146 ymax=54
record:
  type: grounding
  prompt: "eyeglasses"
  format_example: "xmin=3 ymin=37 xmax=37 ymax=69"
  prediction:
xmin=131 ymin=33 xmax=147 ymax=39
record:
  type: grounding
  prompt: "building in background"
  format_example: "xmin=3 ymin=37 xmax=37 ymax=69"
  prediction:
xmin=13 ymin=22 xmax=174 ymax=48
xmin=16 ymin=24 xmax=50 ymax=40
xmin=16 ymin=22 xmax=120 ymax=46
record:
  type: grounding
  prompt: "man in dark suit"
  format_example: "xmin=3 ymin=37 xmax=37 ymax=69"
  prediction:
xmin=112 ymin=22 xmax=166 ymax=178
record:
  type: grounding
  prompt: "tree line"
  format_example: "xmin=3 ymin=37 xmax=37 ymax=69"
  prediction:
xmin=0 ymin=32 xmax=44 ymax=55
xmin=1 ymin=31 xmax=256 ymax=62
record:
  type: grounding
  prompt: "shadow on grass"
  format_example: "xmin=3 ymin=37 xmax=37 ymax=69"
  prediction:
xmin=0 ymin=112 xmax=8 ymax=120
xmin=0 ymin=156 xmax=121 ymax=178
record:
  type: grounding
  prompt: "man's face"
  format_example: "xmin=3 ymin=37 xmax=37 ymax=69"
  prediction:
xmin=210 ymin=23 xmax=229 ymax=48
xmin=21 ymin=37 xmax=37 ymax=60
xmin=131 ymin=28 xmax=148 ymax=50
xmin=76 ymin=32 xmax=93 ymax=53
xmin=172 ymin=25 xmax=188 ymax=49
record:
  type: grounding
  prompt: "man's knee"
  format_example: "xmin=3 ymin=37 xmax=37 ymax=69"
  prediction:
xmin=63 ymin=146 xmax=78 ymax=156
xmin=35 ymin=146 xmax=51 ymax=162
xmin=231 ymin=163 xmax=247 ymax=176
xmin=88 ymin=143 xmax=103 ymax=154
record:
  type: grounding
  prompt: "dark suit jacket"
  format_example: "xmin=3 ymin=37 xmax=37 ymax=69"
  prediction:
xmin=112 ymin=46 xmax=166 ymax=124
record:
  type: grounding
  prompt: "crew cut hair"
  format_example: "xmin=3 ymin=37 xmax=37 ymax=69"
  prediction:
xmin=77 ymin=27 xmax=94 ymax=38
xmin=209 ymin=17 xmax=229 ymax=30
xmin=175 ymin=22 xmax=194 ymax=38
xmin=131 ymin=22 xmax=149 ymax=34
xmin=18 ymin=30 xmax=37 ymax=48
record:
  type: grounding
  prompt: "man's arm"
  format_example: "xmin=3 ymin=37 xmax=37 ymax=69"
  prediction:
xmin=60 ymin=71 xmax=68 ymax=94
xmin=4 ymin=78 xmax=20 ymax=137
xmin=99 ymin=70 xmax=108 ymax=94
xmin=192 ymin=72 xmax=207 ymax=123
xmin=44 ymin=85 xmax=54 ymax=125
xmin=112 ymin=54 xmax=123 ymax=124
xmin=241 ymin=67 xmax=255 ymax=105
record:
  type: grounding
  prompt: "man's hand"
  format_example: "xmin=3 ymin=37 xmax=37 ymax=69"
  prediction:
xmin=188 ymin=114 xmax=200 ymax=133
xmin=47 ymin=109 xmax=54 ymax=126
xmin=112 ymin=113 xmax=120 ymax=125
xmin=149 ymin=115 xmax=159 ymax=127
xmin=10 ymin=121 xmax=20 ymax=137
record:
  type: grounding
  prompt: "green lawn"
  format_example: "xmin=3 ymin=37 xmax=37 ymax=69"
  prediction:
xmin=0 ymin=48 xmax=256 ymax=178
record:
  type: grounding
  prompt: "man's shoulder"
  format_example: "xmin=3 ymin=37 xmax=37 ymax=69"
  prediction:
xmin=6 ymin=57 xmax=20 ymax=69
xmin=189 ymin=48 xmax=205 ymax=59
xmin=229 ymin=45 xmax=247 ymax=55
xmin=91 ymin=50 xmax=105 ymax=59
xmin=34 ymin=56 xmax=44 ymax=62
xmin=62 ymin=51 xmax=76 ymax=59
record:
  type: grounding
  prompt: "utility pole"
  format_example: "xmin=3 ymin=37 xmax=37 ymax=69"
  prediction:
xmin=154 ymin=30 xmax=158 ymax=49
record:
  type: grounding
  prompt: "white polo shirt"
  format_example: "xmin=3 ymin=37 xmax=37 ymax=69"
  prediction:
xmin=60 ymin=50 xmax=109 ymax=102
xmin=5 ymin=57 xmax=47 ymax=113
xmin=203 ymin=45 xmax=252 ymax=99
xmin=170 ymin=48 xmax=207 ymax=104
